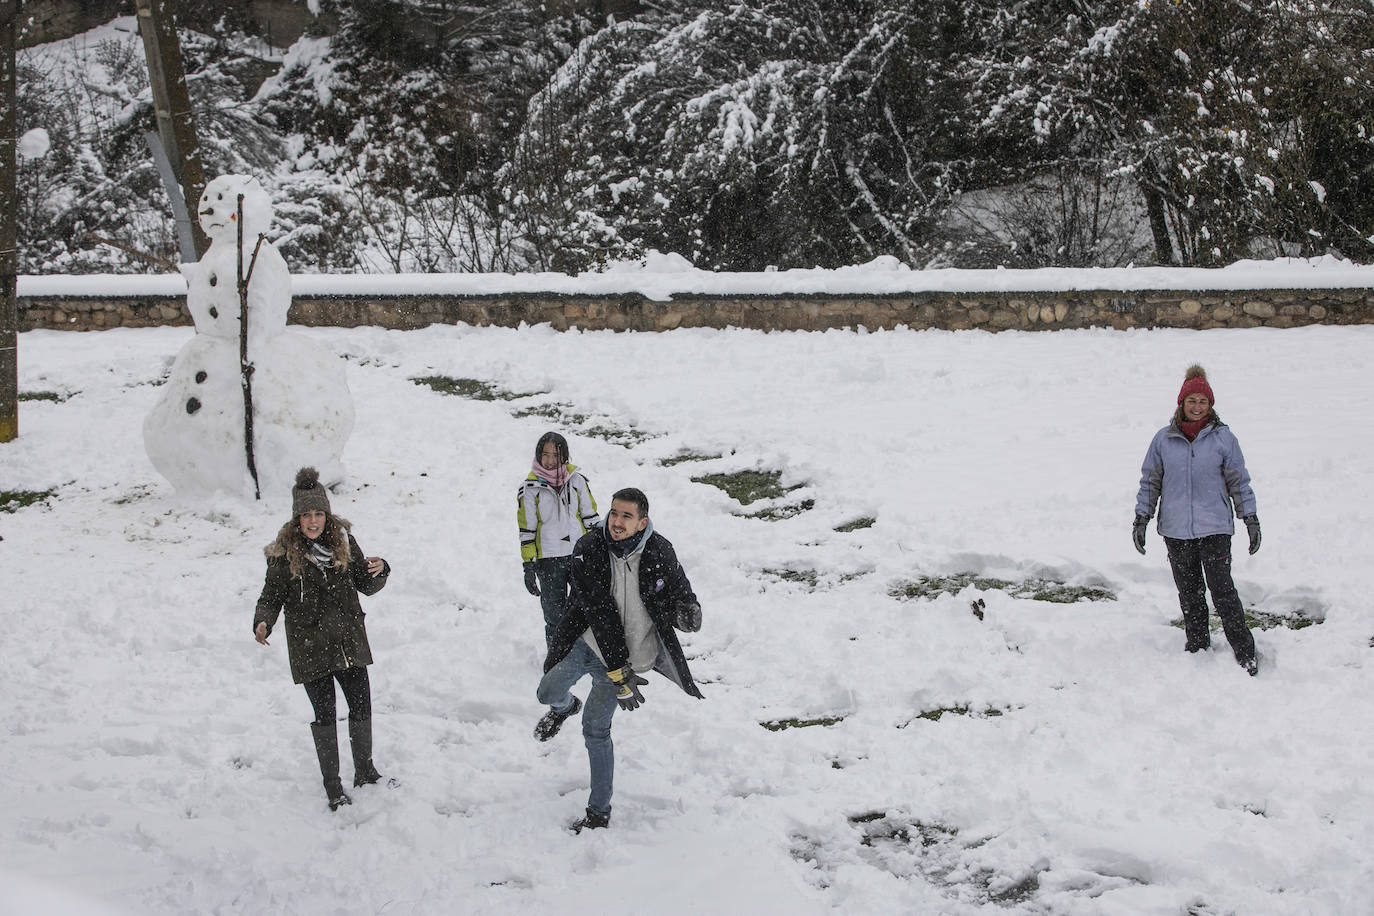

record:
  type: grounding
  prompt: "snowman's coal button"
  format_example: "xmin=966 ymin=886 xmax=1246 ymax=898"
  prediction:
xmin=209 ymin=306 xmax=218 ymax=319
xmin=209 ymin=274 xmax=218 ymax=287
xmin=195 ymin=371 xmax=207 ymax=383
xmin=186 ymin=397 xmax=202 ymax=414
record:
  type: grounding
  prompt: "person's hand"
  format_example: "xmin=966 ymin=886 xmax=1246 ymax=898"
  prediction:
xmin=607 ymin=666 xmax=648 ymax=711
xmin=1132 ymin=516 xmax=1149 ymax=555
xmin=254 ymin=621 xmax=270 ymax=645
xmin=366 ymin=557 xmax=386 ymax=577
xmin=1243 ymin=515 xmax=1261 ymax=555
xmin=523 ymin=562 xmax=540 ymax=596
xmin=676 ymin=600 xmax=702 ymax=633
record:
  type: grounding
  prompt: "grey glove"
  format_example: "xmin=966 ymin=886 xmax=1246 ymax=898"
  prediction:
xmin=676 ymin=600 xmax=702 ymax=633
xmin=1243 ymin=515 xmax=1261 ymax=555
xmin=523 ymin=561 xmax=540 ymax=596
xmin=607 ymin=666 xmax=649 ymax=711
xmin=1132 ymin=515 xmax=1149 ymax=555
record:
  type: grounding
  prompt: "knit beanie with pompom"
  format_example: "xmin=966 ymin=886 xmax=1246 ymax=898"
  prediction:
xmin=1177 ymin=364 xmax=1216 ymax=406
xmin=291 ymin=467 xmax=331 ymax=516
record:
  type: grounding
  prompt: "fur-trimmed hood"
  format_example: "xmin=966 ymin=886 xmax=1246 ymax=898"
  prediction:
xmin=265 ymin=516 xmax=354 ymax=580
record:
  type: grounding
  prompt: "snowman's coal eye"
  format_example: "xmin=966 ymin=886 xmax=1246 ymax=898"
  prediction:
xmin=186 ymin=397 xmax=202 ymax=415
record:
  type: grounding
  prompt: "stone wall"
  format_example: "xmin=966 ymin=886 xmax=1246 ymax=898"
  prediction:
xmin=17 ymin=286 xmax=1371 ymax=333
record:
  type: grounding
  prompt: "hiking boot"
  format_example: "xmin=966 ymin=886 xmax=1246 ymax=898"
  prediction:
xmin=570 ymin=807 xmax=609 ymax=833
xmin=533 ymin=696 xmax=582 ymax=742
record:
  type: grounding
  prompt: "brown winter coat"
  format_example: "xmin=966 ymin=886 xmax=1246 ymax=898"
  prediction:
xmin=253 ymin=517 xmax=389 ymax=684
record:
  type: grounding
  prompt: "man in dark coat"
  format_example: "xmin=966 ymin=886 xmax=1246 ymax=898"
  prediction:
xmin=533 ymin=487 xmax=703 ymax=832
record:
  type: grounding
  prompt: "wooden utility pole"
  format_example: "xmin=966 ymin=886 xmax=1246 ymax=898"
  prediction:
xmin=1 ymin=0 xmax=18 ymax=442
xmin=133 ymin=0 xmax=208 ymax=261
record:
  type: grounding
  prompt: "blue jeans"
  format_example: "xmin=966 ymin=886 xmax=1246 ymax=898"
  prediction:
xmin=533 ymin=556 xmax=573 ymax=651
xmin=536 ymin=638 xmax=618 ymax=818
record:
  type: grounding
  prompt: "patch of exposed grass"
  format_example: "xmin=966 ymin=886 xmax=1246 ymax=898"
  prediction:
xmin=583 ymin=424 xmax=655 ymax=445
xmin=511 ymin=403 xmax=590 ymax=425
xmin=849 ymin=814 xmax=1045 ymax=904
xmin=834 ymin=516 xmax=875 ymax=532
xmin=760 ymin=715 xmax=846 ymax=732
xmin=692 ymin=469 xmax=801 ymax=505
xmin=890 ymin=571 xmax=1115 ymax=603
xmin=19 ymin=390 xmax=70 ymax=402
xmin=850 ymin=813 xmax=958 ymax=849
xmin=111 ymin=486 xmax=155 ymax=505
xmin=989 ymin=873 xmax=1042 ymax=905
xmin=910 ymin=705 xmax=1005 ymax=723
xmin=762 ymin=567 xmax=820 ymax=589
xmin=411 ymin=376 xmax=542 ymax=401
xmin=659 ymin=451 xmax=722 ymax=467
xmin=1 ymin=488 xmax=55 ymax=513
xmin=743 ymin=498 xmax=815 ymax=521
xmin=1245 ymin=608 xmax=1322 ymax=630
xmin=1024 ymin=580 xmax=1117 ymax=603
xmin=1171 ymin=608 xmax=1323 ymax=633
xmin=890 ymin=572 xmax=1014 ymax=600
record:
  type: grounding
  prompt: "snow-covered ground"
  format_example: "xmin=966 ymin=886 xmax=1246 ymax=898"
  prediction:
xmin=3 ymin=318 xmax=1373 ymax=915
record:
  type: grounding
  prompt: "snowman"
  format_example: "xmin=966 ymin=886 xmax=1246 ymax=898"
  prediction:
xmin=143 ymin=174 xmax=354 ymax=499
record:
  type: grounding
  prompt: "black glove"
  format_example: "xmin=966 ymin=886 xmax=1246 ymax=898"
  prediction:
xmin=607 ymin=666 xmax=649 ymax=711
xmin=676 ymin=600 xmax=702 ymax=633
xmin=1243 ymin=515 xmax=1261 ymax=555
xmin=1132 ymin=515 xmax=1149 ymax=555
xmin=523 ymin=561 xmax=540 ymax=596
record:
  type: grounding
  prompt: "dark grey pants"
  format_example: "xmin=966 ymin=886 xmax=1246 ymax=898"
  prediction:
xmin=1164 ymin=534 xmax=1256 ymax=663
xmin=534 ymin=555 xmax=573 ymax=651
xmin=303 ymin=666 xmax=371 ymax=725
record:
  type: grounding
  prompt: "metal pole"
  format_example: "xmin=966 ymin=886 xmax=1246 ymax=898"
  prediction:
xmin=133 ymin=0 xmax=207 ymax=261
xmin=144 ymin=129 xmax=195 ymax=261
xmin=0 ymin=0 xmax=19 ymax=442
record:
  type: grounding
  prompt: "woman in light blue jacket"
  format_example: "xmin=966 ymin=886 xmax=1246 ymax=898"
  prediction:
xmin=1134 ymin=365 xmax=1261 ymax=675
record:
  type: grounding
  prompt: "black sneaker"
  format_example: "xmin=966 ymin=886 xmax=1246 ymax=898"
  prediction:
xmin=1242 ymin=656 xmax=1259 ymax=676
xmin=328 ymin=790 xmax=353 ymax=811
xmin=533 ymin=696 xmax=582 ymax=742
xmin=570 ymin=807 xmax=609 ymax=833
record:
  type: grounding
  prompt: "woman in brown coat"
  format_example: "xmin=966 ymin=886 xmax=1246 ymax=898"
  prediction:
xmin=253 ymin=467 xmax=391 ymax=810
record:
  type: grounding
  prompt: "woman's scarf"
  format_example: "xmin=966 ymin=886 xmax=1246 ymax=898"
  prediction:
xmin=307 ymin=538 xmax=336 ymax=570
xmin=1179 ymin=418 xmax=1208 ymax=441
xmin=532 ymin=459 xmax=569 ymax=488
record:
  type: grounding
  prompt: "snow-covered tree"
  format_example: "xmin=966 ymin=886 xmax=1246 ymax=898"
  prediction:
xmin=504 ymin=0 xmax=977 ymax=271
xmin=970 ymin=0 xmax=1374 ymax=265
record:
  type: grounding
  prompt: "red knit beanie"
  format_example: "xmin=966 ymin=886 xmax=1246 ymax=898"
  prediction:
xmin=1176 ymin=365 xmax=1215 ymax=405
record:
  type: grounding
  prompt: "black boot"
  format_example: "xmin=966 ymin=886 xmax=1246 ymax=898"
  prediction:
xmin=533 ymin=696 xmax=582 ymax=742
xmin=570 ymin=806 xmax=609 ymax=833
xmin=310 ymin=721 xmax=352 ymax=811
xmin=348 ymin=716 xmax=385 ymax=787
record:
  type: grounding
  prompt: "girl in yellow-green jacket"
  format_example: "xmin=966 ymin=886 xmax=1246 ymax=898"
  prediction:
xmin=517 ymin=432 xmax=598 ymax=650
